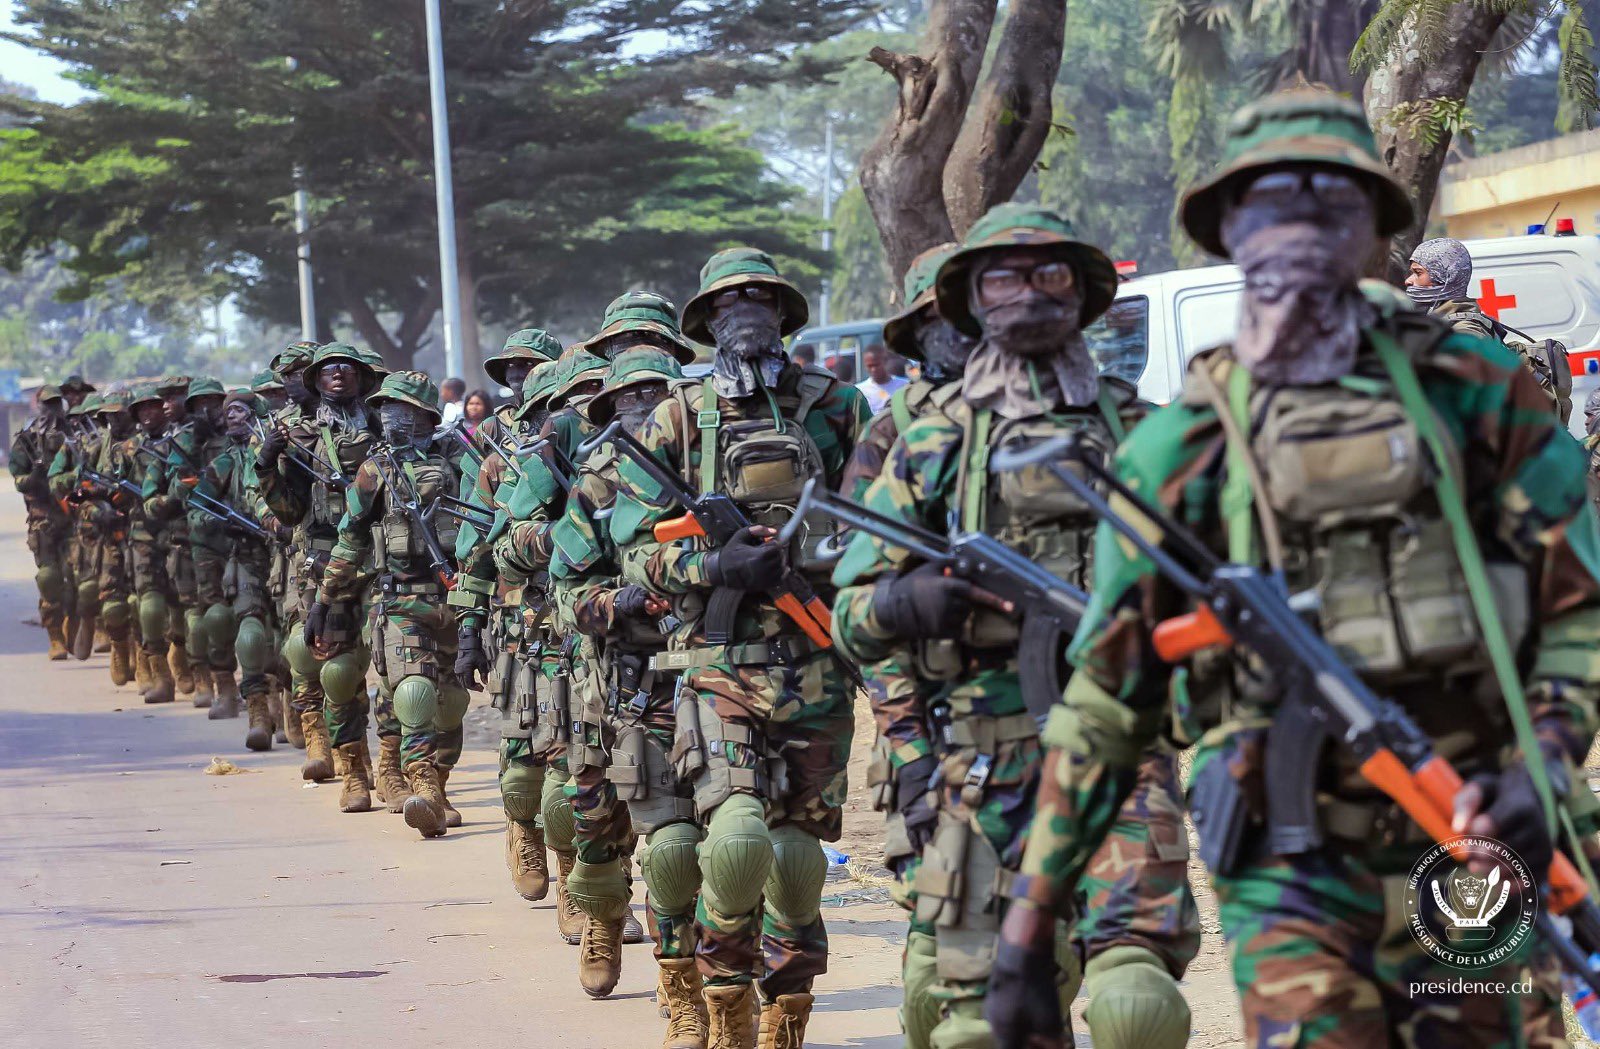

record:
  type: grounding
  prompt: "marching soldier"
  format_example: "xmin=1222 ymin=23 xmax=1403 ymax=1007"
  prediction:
xmin=13 ymin=384 xmax=78 ymax=660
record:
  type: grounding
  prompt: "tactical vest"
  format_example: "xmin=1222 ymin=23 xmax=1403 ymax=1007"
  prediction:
xmin=370 ymin=450 xmax=460 ymax=580
xmin=307 ymin=423 xmax=376 ymax=533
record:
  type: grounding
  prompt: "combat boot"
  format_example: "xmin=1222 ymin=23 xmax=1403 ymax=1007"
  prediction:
xmin=109 ymin=635 xmax=132 ymax=686
xmin=555 ymin=850 xmax=585 ymax=944
xmin=375 ymin=735 xmax=406 ymax=813
xmin=402 ymin=760 xmax=448 ymax=838
xmin=578 ymin=914 xmax=626 ymax=999
xmin=622 ymin=852 xmax=646 ymax=943
xmin=506 ymin=819 xmax=550 ymax=901
xmin=191 ymin=664 xmax=214 ymax=709
xmin=705 ymin=984 xmax=758 ymax=1049
xmin=659 ymin=958 xmax=709 ymax=1049
xmin=142 ymin=649 xmax=175 ymax=704
xmin=283 ymin=694 xmax=305 ymax=748
xmin=270 ymin=684 xmax=288 ymax=744
xmin=756 ymin=994 xmax=813 ymax=1049
xmin=46 ymin=619 xmax=68 ymax=661
xmin=93 ymin=625 xmax=110 ymax=653
xmin=300 ymin=709 xmax=334 ymax=782
xmin=209 ymin=671 xmax=240 ymax=720
xmin=337 ymin=742 xmax=372 ymax=813
xmin=133 ymin=646 xmax=153 ymax=690
xmin=437 ymin=766 xmax=463 ymax=828
xmin=243 ymin=690 xmax=273 ymax=751
xmin=169 ymin=645 xmax=196 ymax=698
xmin=70 ymin=614 xmax=95 ymax=661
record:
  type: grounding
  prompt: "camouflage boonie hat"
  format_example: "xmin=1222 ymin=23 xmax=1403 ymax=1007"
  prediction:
xmin=222 ymin=389 xmax=258 ymax=414
xmin=367 ymin=370 xmax=442 ymax=420
xmin=156 ymin=375 xmax=191 ymax=394
xmin=591 ymin=291 xmax=697 ymax=365
xmin=352 ymin=344 xmax=390 ymax=378
xmin=60 ymin=374 xmax=96 ymax=394
xmin=681 ymin=247 xmax=810 ymax=346
xmin=96 ymin=390 xmax=129 ymax=413
xmin=185 ymin=376 xmax=226 ymax=403
xmin=545 ymin=348 xmax=610 ymax=410
xmin=270 ymin=340 xmax=320 ymax=375
xmin=37 ymin=384 xmax=63 ymax=404
xmin=487 ymin=329 xmax=563 ymax=385
xmin=884 ymin=241 xmax=960 ymax=361
xmin=586 ymin=348 xmax=685 ymax=425
xmin=250 ymin=369 xmax=285 ymax=393
xmin=1180 ymin=86 xmax=1414 ymax=258
xmin=515 ymin=359 xmax=564 ymax=418
xmin=71 ymin=393 xmax=103 ymax=416
xmin=935 ymin=203 xmax=1118 ymax=337
xmin=126 ymin=382 xmax=164 ymax=410
xmin=306 ymin=342 xmax=380 ymax=394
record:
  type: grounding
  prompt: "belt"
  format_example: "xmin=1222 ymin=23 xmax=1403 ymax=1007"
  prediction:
xmin=651 ymin=636 xmax=815 ymax=672
xmin=947 ymin=714 xmax=1037 ymax=751
xmin=379 ymin=576 xmax=445 ymax=596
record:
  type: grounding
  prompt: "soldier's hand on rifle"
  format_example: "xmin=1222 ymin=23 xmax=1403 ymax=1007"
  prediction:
xmin=612 ymin=584 xmax=652 ymax=621
xmin=303 ymin=601 xmax=329 ymax=647
xmin=454 ymin=625 xmax=489 ymax=687
xmin=895 ymin=754 xmax=940 ymax=857
xmin=877 ymin=561 xmax=1007 ymax=639
xmin=987 ymin=903 xmax=1068 ymax=1049
xmin=257 ymin=425 xmax=289 ymax=466
xmin=263 ymin=513 xmax=292 ymax=543
xmin=703 ymin=524 xmax=787 ymax=590
xmin=1455 ymin=752 xmax=1562 ymax=877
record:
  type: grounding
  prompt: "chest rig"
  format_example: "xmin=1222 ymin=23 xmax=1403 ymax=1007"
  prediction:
xmin=306 ymin=423 xmax=375 ymax=533
xmin=371 ymin=449 xmax=460 ymax=583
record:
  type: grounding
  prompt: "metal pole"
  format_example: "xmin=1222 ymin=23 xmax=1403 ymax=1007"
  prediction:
xmin=819 ymin=118 xmax=835 ymax=327
xmin=286 ymin=58 xmax=317 ymax=341
xmin=424 ymin=0 xmax=464 ymax=378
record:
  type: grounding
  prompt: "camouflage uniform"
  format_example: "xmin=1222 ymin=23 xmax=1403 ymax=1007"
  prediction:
xmin=12 ymin=384 xmax=77 ymax=658
xmin=68 ymin=392 xmax=139 ymax=685
xmin=47 ymin=395 xmax=123 ymax=665
xmin=611 ymin=248 xmax=869 ymax=1043
xmin=1008 ymin=90 xmax=1598 ymax=1048
xmin=832 ymin=208 xmax=1197 ymax=1049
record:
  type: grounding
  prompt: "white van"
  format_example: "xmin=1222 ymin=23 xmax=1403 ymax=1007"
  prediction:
xmin=1085 ymin=232 xmax=1600 ymax=433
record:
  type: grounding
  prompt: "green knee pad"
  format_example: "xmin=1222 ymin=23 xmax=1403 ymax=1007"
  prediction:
xmin=35 ymin=564 xmax=63 ymax=604
xmin=76 ymin=579 xmax=98 ymax=611
xmin=234 ymin=616 xmax=271 ymax=674
xmin=928 ymin=998 xmax=991 ymax=1049
xmin=202 ymin=603 xmax=237 ymax=665
xmin=437 ymin=683 xmax=469 ymax=730
xmin=764 ymin=824 xmax=826 ymax=926
xmin=901 ymin=930 xmax=940 ymax=1049
xmin=321 ymin=649 xmax=369 ymax=706
xmin=566 ymin=857 xmax=631 ymax=922
xmin=138 ymin=591 xmax=169 ymax=646
xmin=699 ymin=794 xmax=771 ymax=918
xmin=391 ymin=674 xmax=439 ymax=731
xmin=185 ymin=608 xmax=207 ymax=660
xmin=500 ymin=761 xmax=544 ymax=823
xmin=100 ymin=597 xmax=130 ymax=632
xmin=1082 ymin=946 xmax=1188 ymax=1049
xmin=541 ymin=768 xmax=576 ymax=852
xmin=641 ymin=820 xmax=703 ymax=915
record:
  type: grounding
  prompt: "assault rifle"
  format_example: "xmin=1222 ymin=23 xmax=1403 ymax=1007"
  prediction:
xmin=371 ymin=445 xmax=458 ymax=588
xmin=182 ymin=487 xmax=276 ymax=544
xmin=991 ymin=435 xmax=1600 ymax=998
xmin=251 ymin=416 xmax=348 ymax=490
xmin=512 ymin=435 xmax=575 ymax=491
xmin=579 ymin=419 xmax=834 ymax=651
xmin=790 ymin=478 xmax=1085 ymax=726
xmin=80 ymin=464 xmax=143 ymax=503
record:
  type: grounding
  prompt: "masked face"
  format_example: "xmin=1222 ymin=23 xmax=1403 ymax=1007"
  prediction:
xmin=223 ymin=401 xmax=254 ymax=438
xmin=316 ymin=361 xmax=360 ymax=403
xmin=914 ymin=309 xmax=977 ymax=382
xmin=708 ymin=286 xmax=783 ymax=359
xmin=106 ymin=412 xmax=132 ymax=438
xmin=281 ymin=367 xmax=313 ymax=407
xmin=63 ymin=389 xmax=86 ymax=410
xmin=969 ymin=250 xmax=1083 ymax=358
xmin=612 ymin=381 xmax=668 ymax=435
xmin=1219 ymin=166 xmax=1377 ymax=385
xmin=503 ymin=360 xmax=534 ymax=397
xmin=39 ymin=398 xmax=64 ymax=422
xmin=378 ymin=400 xmax=433 ymax=448
xmin=1586 ymin=391 xmax=1600 ymax=437
xmin=135 ymin=402 xmax=165 ymax=435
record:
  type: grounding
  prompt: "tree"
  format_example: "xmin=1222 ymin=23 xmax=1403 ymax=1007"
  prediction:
xmin=830 ymin=184 xmax=895 ymax=317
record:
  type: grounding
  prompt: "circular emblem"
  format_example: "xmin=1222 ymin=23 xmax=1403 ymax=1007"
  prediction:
xmin=1404 ymin=835 xmax=1539 ymax=970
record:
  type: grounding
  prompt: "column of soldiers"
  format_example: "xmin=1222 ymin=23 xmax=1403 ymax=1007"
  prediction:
xmin=16 ymin=85 xmax=1600 ymax=1049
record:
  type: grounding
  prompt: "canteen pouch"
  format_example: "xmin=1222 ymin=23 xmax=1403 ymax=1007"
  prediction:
xmin=1254 ymin=391 xmax=1426 ymax=525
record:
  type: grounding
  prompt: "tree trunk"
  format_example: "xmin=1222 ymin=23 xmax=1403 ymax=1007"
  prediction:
xmin=1364 ymin=4 xmax=1507 ymax=281
xmin=1287 ymin=0 xmax=1381 ymax=95
xmin=859 ymin=0 xmax=998 ymax=287
xmin=455 ymin=219 xmax=484 ymax=384
xmin=943 ymin=0 xmax=1068 ymax=236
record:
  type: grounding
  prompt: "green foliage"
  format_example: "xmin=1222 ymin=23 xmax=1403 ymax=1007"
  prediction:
xmin=830 ymin=184 xmax=893 ymax=317
xmin=1377 ymin=96 xmax=1481 ymax=149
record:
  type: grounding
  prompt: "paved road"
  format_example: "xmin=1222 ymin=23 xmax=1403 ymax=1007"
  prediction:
xmin=0 ymin=481 xmax=903 ymax=1049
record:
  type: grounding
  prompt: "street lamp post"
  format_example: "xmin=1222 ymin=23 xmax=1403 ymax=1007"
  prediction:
xmin=286 ymin=57 xmax=317 ymax=341
xmin=423 ymin=0 xmax=464 ymax=380
xmin=819 ymin=118 xmax=835 ymax=327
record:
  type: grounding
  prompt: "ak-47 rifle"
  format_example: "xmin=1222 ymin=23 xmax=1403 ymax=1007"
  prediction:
xmin=80 ymin=463 xmax=144 ymax=503
xmin=182 ymin=487 xmax=277 ymax=544
xmin=991 ymin=435 xmax=1600 ymax=999
xmin=370 ymin=445 xmax=459 ymax=588
xmin=791 ymin=478 xmax=1085 ymax=726
xmin=434 ymin=418 xmax=485 ymax=469
xmin=251 ymin=416 xmax=348 ymax=490
xmin=579 ymin=419 xmax=834 ymax=652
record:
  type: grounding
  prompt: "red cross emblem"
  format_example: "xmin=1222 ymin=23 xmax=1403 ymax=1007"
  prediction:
xmin=1476 ymin=278 xmax=1518 ymax=319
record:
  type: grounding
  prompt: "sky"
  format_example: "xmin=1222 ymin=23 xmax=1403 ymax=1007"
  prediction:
xmin=2 ymin=2 xmax=87 ymax=104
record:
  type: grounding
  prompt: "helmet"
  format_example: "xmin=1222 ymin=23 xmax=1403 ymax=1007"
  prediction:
xmin=680 ymin=247 xmax=809 ymax=346
xmin=366 ymin=369 xmax=442 ymax=420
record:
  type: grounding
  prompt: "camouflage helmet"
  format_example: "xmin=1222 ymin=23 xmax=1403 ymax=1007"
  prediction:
xmin=516 ymin=359 xmax=565 ymax=418
xmin=883 ymin=241 xmax=960 ymax=361
xmin=591 ymin=291 xmax=697 ymax=365
xmin=1179 ymin=86 xmax=1414 ymax=258
xmin=270 ymin=340 xmax=320 ymax=376
xmin=680 ymin=247 xmax=810 ymax=346
xmin=586 ymin=348 xmax=685 ymax=425
xmin=367 ymin=369 xmax=442 ymax=420
xmin=250 ymin=369 xmax=285 ymax=393
xmin=185 ymin=376 xmax=226 ymax=404
xmin=71 ymin=393 xmax=103 ymax=416
xmin=60 ymin=374 xmax=96 ymax=394
xmin=305 ymin=342 xmax=380 ymax=394
xmin=545 ymin=348 xmax=610 ymax=410
xmin=487 ymin=329 xmax=563 ymax=385
xmin=96 ymin=390 xmax=129 ymax=414
xmin=37 ymin=384 xmax=63 ymax=404
xmin=935 ymin=203 xmax=1118 ymax=338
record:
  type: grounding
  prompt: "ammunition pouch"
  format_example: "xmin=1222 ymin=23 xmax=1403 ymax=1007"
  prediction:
xmin=498 ymin=655 xmax=538 ymax=741
xmin=867 ymin=736 xmax=894 ymax=813
xmin=566 ymin=653 xmax=608 ymax=773
xmin=915 ymin=810 xmax=1006 ymax=983
xmin=610 ymin=723 xmax=694 ymax=833
xmin=671 ymin=693 xmax=770 ymax=817
xmin=529 ymin=646 xmax=573 ymax=752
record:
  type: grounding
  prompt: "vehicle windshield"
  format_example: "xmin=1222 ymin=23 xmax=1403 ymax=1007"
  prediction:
xmin=1084 ymin=296 xmax=1149 ymax=385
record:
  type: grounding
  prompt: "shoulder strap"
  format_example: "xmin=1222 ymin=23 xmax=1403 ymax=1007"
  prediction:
xmin=1095 ymin=383 xmax=1126 ymax=445
xmin=890 ymin=386 xmax=914 ymax=436
xmin=696 ymin=376 xmax=718 ymax=495
xmin=793 ymin=368 xmax=832 ymax=424
xmin=1188 ymin=357 xmax=1284 ymax=571
xmin=958 ymin=408 xmax=993 ymax=533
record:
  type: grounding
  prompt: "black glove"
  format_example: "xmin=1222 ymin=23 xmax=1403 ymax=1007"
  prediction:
xmin=986 ymin=919 xmax=1067 ymax=1049
xmin=257 ymin=426 xmax=289 ymax=468
xmin=876 ymin=561 xmax=975 ymax=639
xmin=302 ymin=601 xmax=329 ymax=647
xmin=454 ymin=624 xmax=489 ymax=687
xmin=896 ymin=754 xmax=940 ymax=855
xmin=703 ymin=526 xmax=787 ymax=591
xmin=613 ymin=584 xmax=652 ymax=621
xmin=1465 ymin=755 xmax=1566 ymax=878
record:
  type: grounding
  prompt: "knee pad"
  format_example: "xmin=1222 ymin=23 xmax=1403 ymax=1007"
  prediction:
xmin=641 ymin=821 xmax=703 ymax=915
xmin=566 ymin=858 xmax=631 ymax=922
xmin=234 ymin=616 xmax=270 ymax=673
xmin=321 ymin=649 xmax=369 ymax=705
xmin=437 ymin=683 xmax=470 ymax=730
xmin=282 ymin=629 xmax=319 ymax=679
xmin=391 ymin=674 xmax=439 ymax=729
xmin=35 ymin=564 xmax=63 ymax=603
xmin=901 ymin=930 xmax=940 ymax=1049
xmin=1082 ymin=945 xmax=1189 ymax=1049
xmin=100 ymin=597 xmax=130 ymax=632
xmin=202 ymin=603 xmax=237 ymax=663
xmin=500 ymin=761 xmax=545 ymax=823
xmin=138 ymin=591 xmax=169 ymax=646
xmin=76 ymin=579 xmax=98 ymax=611
xmin=542 ymin=769 xmax=576 ymax=852
xmin=699 ymin=794 xmax=771 ymax=918
xmin=928 ymin=999 xmax=991 ymax=1049
xmin=764 ymin=824 xmax=826 ymax=926
xmin=184 ymin=608 xmax=207 ymax=657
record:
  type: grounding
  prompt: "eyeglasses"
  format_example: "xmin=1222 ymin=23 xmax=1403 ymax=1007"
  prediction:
xmin=318 ymin=362 xmax=357 ymax=378
xmin=711 ymin=285 xmax=778 ymax=309
xmin=611 ymin=387 xmax=662 ymax=413
xmin=976 ymin=261 xmax=1076 ymax=306
xmin=1235 ymin=169 xmax=1371 ymax=211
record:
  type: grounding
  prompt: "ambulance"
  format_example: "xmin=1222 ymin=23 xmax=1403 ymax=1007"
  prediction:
xmin=1086 ymin=230 xmax=1600 ymax=435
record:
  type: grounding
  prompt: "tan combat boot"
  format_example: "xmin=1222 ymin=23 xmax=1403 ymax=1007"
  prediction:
xmin=300 ymin=709 xmax=334 ymax=782
xmin=244 ymin=690 xmax=274 ymax=751
xmin=659 ymin=958 xmax=709 ymax=1049
xmin=705 ymin=984 xmax=758 ymax=1049
xmin=133 ymin=646 xmax=153 ymax=690
xmin=283 ymin=694 xmax=306 ymax=748
xmin=402 ymin=760 xmax=448 ymax=838
xmin=209 ymin=670 xmax=240 ymax=720
xmin=579 ymin=914 xmax=626 ymax=999
xmin=337 ymin=742 xmax=372 ymax=813
xmin=270 ymin=683 xmax=289 ymax=744
xmin=506 ymin=819 xmax=550 ymax=901
xmin=109 ymin=635 xmax=132 ymax=686
xmin=93 ymin=625 xmax=111 ymax=653
xmin=190 ymin=658 xmax=214 ymax=709
xmin=555 ymin=850 xmax=585 ymax=944
xmin=142 ymin=649 xmax=175 ymax=704
xmin=46 ymin=619 xmax=68 ymax=661
xmin=374 ymin=735 xmax=407 ymax=813
xmin=71 ymin=614 xmax=95 ymax=661
xmin=169 ymin=645 xmax=196 ymax=698
xmin=332 ymin=743 xmax=349 ymax=779
xmin=756 ymin=994 xmax=813 ymax=1049
xmin=437 ymin=766 xmax=462 ymax=828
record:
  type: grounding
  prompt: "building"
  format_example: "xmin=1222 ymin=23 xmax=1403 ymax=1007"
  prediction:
xmin=1439 ymin=128 xmax=1600 ymax=239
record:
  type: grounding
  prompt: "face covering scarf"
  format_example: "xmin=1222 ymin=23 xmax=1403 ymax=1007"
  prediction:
xmin=379 ymin=403 xmax=431 ymax=448
xmin=916 ymin=315 xmax=977 ymax=384
xmin=709 ymin=297 xmax=786 ymax=399
xmin=1405 ymin=237 xmax=1473 ymax=305
xmin=961 ymin=280 xmax=1098 ymax=419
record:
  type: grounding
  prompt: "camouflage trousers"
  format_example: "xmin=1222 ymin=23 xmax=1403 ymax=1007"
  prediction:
xmin=228 ymin=544 xmax=279 ymax=699
xmin=1214 ymin=846 xmax=1564 ymax=1048
xmin=96 ymin=532 xmax=131 ymax=641
xmin=370 ymin=591 xmax=467 ymax=770
xmin=678 ymin=647 xmax=854 ymax=996
xmin=192 ymin=542 xmax=233 ymax=673
xmin=128 ymin=536 xmax=182 ymax=654
xmin=26 ymin=513 xmax=72 ymax=630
